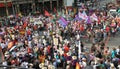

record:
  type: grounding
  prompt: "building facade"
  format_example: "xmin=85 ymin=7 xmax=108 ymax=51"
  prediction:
xmin=0 ymin=0 xmax=13 ymax=16
xmin=0 ymin=0 xmax=63 ymax=16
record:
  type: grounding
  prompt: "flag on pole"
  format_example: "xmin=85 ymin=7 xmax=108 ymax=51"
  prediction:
xmin=58 ymin=17 xmax=68 ymax=27
xmin=82 ymin=11 xmax=88 ymax=20
xmin=44 ymin=10 xmax=50 ymax=17
xmin=74 ymin=15 xmax=82 ymax=21
xmin=86 ymin=16 xmax=92 ymax=24
xmin=78 ymin=11 xmax=88 ymax=20
xmin=91 ymin=13 xmax=98 ymax=21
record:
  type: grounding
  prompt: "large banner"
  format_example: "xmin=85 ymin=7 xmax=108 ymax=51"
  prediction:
xmin=64 ymin=0 xmax=74 ymax=6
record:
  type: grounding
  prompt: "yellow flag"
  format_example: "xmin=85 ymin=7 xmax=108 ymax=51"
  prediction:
xmin=76 ymin=62 xmax=80 ymax=69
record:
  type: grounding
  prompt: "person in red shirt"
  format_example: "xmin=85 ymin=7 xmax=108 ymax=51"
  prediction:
xmin=106 ymin=26 xmax=110 ymax=36
xmin=80 ymin=25 xmax=84 ymax=32
xmin=33 ymin=25 xmax=38 ymax=30
xmin=23 ymin=22 xmax=28 ymax=29
xmin=27 ymin=29 xmax=31 ymax=35
xmin=64 ymin=45 xmax=69 ymax=53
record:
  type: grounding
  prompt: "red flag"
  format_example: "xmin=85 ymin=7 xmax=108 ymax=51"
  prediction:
xmin=44 ymin=10 xmax=50 ymax=17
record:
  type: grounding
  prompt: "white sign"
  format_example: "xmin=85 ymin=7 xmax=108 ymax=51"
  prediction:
xmin=64 ymin=0 xmax=74 ymax=6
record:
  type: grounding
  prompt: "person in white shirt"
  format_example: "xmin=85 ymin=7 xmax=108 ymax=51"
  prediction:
xmin=116 ymin=46 xmax=120 ymax=55
xmin=21 ymin=61 xmax=28 ymax=68
xmin=81 ymin=58 xmax=87 ymax=68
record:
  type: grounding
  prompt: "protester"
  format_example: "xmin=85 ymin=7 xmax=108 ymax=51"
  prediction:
xmin=0 ymin=2 xmax=120 ymax=69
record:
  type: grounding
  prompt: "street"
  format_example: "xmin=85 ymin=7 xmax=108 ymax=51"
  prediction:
xmin=85 ymin=31 xmax=120 ymax=50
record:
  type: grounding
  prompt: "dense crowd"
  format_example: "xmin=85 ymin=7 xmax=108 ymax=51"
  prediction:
xmin=0 ymin=3 xmax=120 ymax=69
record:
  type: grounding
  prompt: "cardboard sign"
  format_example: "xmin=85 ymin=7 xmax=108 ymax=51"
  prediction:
xmin=53 ymin=38 xmax=58 ymax=46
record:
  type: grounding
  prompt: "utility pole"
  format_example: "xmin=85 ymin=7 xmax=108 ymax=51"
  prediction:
xmin=16 ymin=1 xmax=20 ymax=14
xmin=32 ymin=0 xmax=36 ymax=12
xmin=50 ymin=0 xmax=52 ymax=12
xmin=4 ymin=0 xmax=9 ymax=16
xmin=11 ymin=0 xmax=15 ymax=15
xmin=57 ymin=0 xmax=59 ymax=10
xmin=42 ymin=0 xmax=44 ymax=13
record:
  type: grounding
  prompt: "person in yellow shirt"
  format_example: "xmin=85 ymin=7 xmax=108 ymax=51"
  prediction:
xmin=38 ymin=55 xmax=46 ymax=63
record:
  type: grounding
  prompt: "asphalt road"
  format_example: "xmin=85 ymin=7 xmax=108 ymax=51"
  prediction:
xmin=84 ymin=31 xmax=120 ymax=50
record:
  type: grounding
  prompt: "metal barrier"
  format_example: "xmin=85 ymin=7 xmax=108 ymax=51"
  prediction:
xmin=0 ymin=65 xmax=35 ymax=69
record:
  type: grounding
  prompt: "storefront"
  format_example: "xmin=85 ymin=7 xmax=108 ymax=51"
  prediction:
xmin=0 ymin=2 xmax=13 ymax=16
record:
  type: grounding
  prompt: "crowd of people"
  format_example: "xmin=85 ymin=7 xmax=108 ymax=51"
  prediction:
xmin=0 ymin=3 xmax=120 ymax=69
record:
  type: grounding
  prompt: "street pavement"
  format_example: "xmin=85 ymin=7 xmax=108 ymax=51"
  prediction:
xmin=85 ymin=32 xmax=120 ymax=50
xmin=106 ymin=32 xmax=120 ymax=48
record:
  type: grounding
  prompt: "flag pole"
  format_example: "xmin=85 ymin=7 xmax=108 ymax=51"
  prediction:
xmin=11 ymin=0 xmax=15 ymax=15
xmin=50 ymin=0 xmax=52 ymax=12
xmin=78 ymin=40 xmax=81 ymax=59
xmin=57 ymin=0 xmax=59 ymax=10
xmin=42 ymin=0 xmax=44 ymax=12
xmin=4 ymin=0 xmax=9 ymax=16
xmin=76 ymin=33 xmax=81 ymax=59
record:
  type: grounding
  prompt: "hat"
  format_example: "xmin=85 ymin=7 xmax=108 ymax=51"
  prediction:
xmin=48 ymin=65 xmax=55 ymax=69
xmin=112 ymin=20 xmax=115 ymax=23
xmin=42 ymin=36 xmax=45 ymax=39
xmin=118 ymin=65 xmax=120 ymax=68
xmin=82 ymin=58 xmax=87 ymax=62
xmin=28 ymin=63 xmax=33 ymax=66
xmin=66 ymin=41 xmax=69 ymax=44
xmin=5 ymin=51 xmax=9 ymax=55
xmin=94 ymin=57 xmax=100 ymax=64
xmin=39 ymin=63 xmax=45 ymax=68
xmin=72 ymin=56 xmax=77 ymax=60
xmin=64 ymin=39 xmax=68 ymax=43
xmin=66 ymin=65 xmax=70 ymax=69
xmin=53 ymin=32 xmax=55 ymax=35
xmin=59 ymin=44 xmax=62 ymax=47
xmin=67 ymin=52 xmax=71 ymax=56
xmin=41 ymin=67 xmax=47 ymax=69
xmin=110 ymin=63 xmax=115 ymax=68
